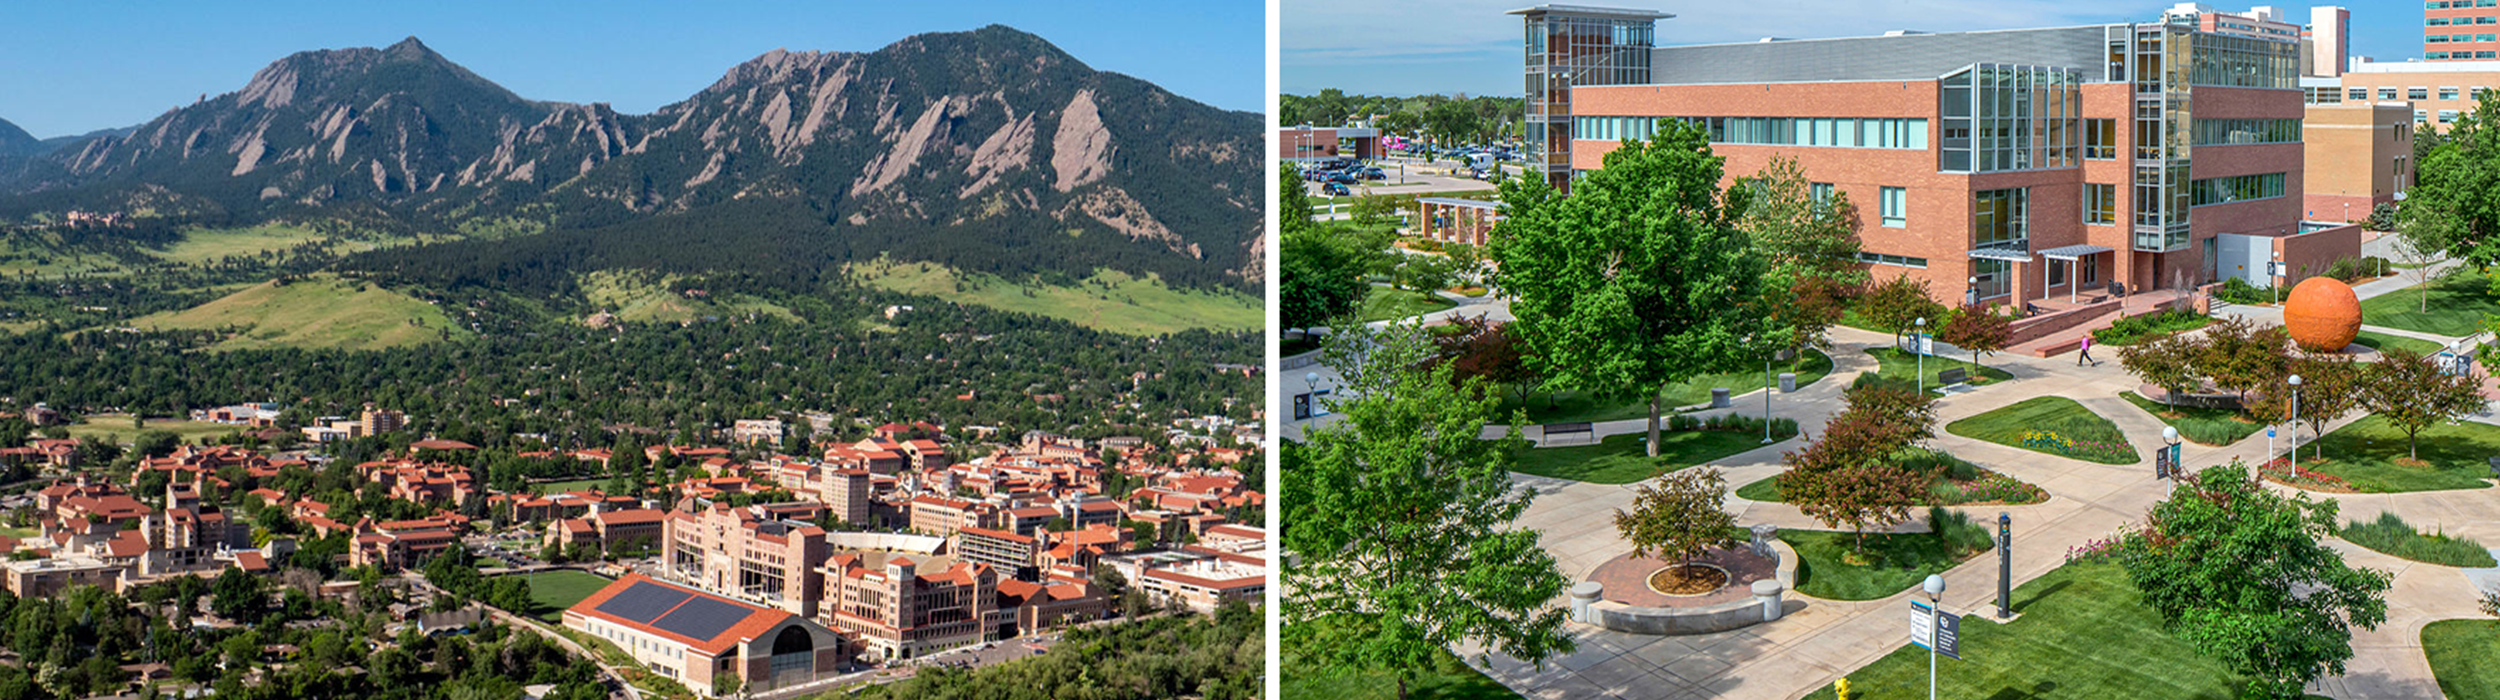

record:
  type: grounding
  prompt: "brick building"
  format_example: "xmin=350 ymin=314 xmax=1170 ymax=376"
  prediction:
xmin=662 ymin=501 xmax=831 ymax=618
xmin=1521 ymin=5 xmax=2354 ymax=304
xmin=566 ymin=574 xmax=848 ymax=697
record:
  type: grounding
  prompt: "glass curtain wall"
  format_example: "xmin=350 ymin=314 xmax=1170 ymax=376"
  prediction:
xmin=1939 ymin=64 xmax=2082 ymax=173
xmin=1523 ymin=12 xmax=1655 ymax=188
xmin=2130 ymin=24 xmax=2194 ymax=254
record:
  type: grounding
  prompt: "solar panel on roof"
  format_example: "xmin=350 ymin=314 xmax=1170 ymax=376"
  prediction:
xmin=651 ymin=596 xmax=750 ymax=642
xmin=595 ymin=582 xmax=694 ymax=623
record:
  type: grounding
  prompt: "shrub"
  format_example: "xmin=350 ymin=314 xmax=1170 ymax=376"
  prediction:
xmin=2337 ymin=512 xmax=2496 ymax=567
xmin=1927 ymin=506 xmax=1995 ymax=554
xmin=2093 ymin=307 xmax=2212 ymax=346
xmin=2211 ymin=276 xmax=2276 ymax=306
xmin=1668 ymin=412 xmax=1799 ymax=438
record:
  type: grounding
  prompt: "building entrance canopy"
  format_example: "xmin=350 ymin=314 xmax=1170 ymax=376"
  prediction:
xmin=2036 ymin=244 xmax=2112 ymax=261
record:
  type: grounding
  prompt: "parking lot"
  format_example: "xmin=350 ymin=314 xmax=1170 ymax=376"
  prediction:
xmin=896 ymin=635 xmax=1058 ymax=675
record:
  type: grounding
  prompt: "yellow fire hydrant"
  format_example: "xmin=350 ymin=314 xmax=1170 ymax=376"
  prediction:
xmin=1833 ymin=677 xmax=1851 ymax=700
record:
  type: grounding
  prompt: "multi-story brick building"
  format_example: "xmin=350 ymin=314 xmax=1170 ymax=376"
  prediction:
xmin=954 ymin=527 xmax=1039 ymax=579
xmin=566 ymin=574 xmax=849 ymax=697
xmin=2427 ymin=0 xmax=2500 ymax=60
xmin=349 ymin=516 xmax=464 ymax=571
xmin=2300 ymin=101 xmax=2414 ymax=221
xmin=820 ymin=554 xmax=998 ymax=661
xmin=1520 ymin=5 xmax=2356 ymax=303
xmin=662 ymin=501 xmax=831 ymax=618
xmin=2333 ymin=61 xmax=2500 ymax=129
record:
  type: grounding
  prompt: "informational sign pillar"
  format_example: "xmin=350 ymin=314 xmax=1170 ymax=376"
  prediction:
xmin=1996 ymin=512 xmax=2012 ymax=619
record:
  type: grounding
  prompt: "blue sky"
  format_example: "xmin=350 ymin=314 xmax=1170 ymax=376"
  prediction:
xmin=0 ymin=0 xmax=1262 ymax=138
xmin=1286 ymin=0 xmax=2431 ymax=97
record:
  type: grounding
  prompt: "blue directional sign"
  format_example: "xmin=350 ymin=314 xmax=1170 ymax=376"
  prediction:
xmin=1910 ymin=600 xmax=1962 ymax=660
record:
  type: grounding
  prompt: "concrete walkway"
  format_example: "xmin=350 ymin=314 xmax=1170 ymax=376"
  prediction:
xmin=1455 ymin=323 xmax=2500 ymax=700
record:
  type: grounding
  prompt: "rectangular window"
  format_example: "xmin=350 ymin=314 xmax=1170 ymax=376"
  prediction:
xmin=2083 ymin=119 xmax=2117 ymax=159
xmin=2192 ymin=118 xmax=2303 ymax=145
xmin=2443 ymin=87 xmax=2462 ymax=100
xmin=2049 ymin=257 xmax=2067 ymax=287
xmin=1810 ymin=182 xmax=1834 ymax=205
xmin=2084 ymin=183 xmax=2117 ymax=225
xmin=2350 ymin=87 xmax=2369 ymax=100
xmin=2412 ymin=87 xmax=2432 ymax=100
xmin=2081 ymin=255 xmax=2100 ymax=285
xmin=1855 ymin=252 xmax=1929 ymax=268
xmin=2382 ymin=87 xmax=2402 ymax=100
xmin=1973 ymin=188 xmax=2028 ymax=248
xmin=2419 ymin=109 xmax=2432 ymax=123
xmin=2189 ymin=173 xmax=2286 ymax=206
xmin=1880 ymin=187 xmax=1906 ymax=228
xmin=2442 ymin=109 xmax=2462 ymax=123
xmin=2484 ymin=16 xmax=2499 ymax=24
xmin=2433 ymin=17 xmax=2452 ymax=26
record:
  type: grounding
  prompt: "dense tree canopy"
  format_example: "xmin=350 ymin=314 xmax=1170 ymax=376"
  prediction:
xmin=1490 ymin=119 xmax=1783 ymax=456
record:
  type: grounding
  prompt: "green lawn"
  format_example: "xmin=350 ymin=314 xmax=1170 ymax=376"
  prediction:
xmin=1781 ymin=529 xmax=1986 ymax=601
xmin=1509 ymin=429 xmax=1792 ymax=484
xmin=124 ymin=274 xmax=468 ymax=351
xmin=1800 ymin=562 xmax=2275 ymax=700
xmin=508 ymin=570 xmax=614 ymax=622
xmin=1282 ymin=616 xmax=1522 ymax=700
xmin=1863 ymin=347 xmax=2015 ymax=389
xmin=852 ymin=261 xmax=1260 ymax=335
xmin=2118 ymin=392 xmax=2265 ymax=447
xmin=66 ymin=416 xmax=242 ymax=445
xmin=2299 ymin=415 xmax=2500 ymax=493
xmin=0 ymin=526 xmax=37 ymax=539
xmin=2427 ymin=619 xmax=2500 ymax=700
xmin=2351 ymin=329 xmax=2445 ymax=356
xmin=1947 ymin=397 xmax=2139 ymax=465
xmin=532 ymin=478 xmax=612 ymax=494
xmin=1491 ymin=350 xmax=1833 ymax=424
xmin=1357 ymin=288 xmax=1456 ymax=323
xmin=2357 ymin=268 xmax=2496 ymax=337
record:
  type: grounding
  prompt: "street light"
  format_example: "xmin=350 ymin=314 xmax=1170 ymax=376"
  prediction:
xmin=1924 ymin=574 xmax=1947 ymax=700
xmin=1915 ymin=317 xmax=1929 ymax=394
xmin=1764 ymin=344 xmax=1776 ymax=444
xmin=2287 ymin=374 xmax=2303 ymax=471
xmin=2161 ymin=426 xmax=2181 ymax=496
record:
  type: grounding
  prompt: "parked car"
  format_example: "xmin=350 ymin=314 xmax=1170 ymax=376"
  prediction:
xmin=1322 ymin=182 xmax=1351 ymax=196
xmin=1328 ymin=171 xmax=1359 ymax=184
xmin=1360 ymin=166 xmax=1385 ymax=180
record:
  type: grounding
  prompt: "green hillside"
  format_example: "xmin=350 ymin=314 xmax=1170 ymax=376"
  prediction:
xmin=578 ymin=269 xmax=798 ymax=325
xmin=855 ymin=261 xmax=1259 ymax=335
xmin=126 ymin=274 xmax=466 ymax=351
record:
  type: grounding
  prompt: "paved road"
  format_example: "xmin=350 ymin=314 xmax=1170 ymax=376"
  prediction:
xmin=1444 ymin=292 xmax=2497 ymax=698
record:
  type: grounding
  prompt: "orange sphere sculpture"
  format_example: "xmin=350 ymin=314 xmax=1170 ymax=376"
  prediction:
xmin=2282 ymin=276 xmax=2361 ymax=352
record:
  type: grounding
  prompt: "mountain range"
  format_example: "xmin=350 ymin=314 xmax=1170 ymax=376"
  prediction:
xmin=0 ymin=27 xmax=1261 ymax=291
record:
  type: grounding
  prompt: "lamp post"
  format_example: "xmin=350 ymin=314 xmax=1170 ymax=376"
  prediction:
xmin=1763 ymin=350 xmax=1776 ymax=444
xmin=1925 ymin=574 xmax=1946 ymax=700
xmin=2161 ymin=426 xmax=2181 ymax=496
xmin=1915 ymin=317 xmax=1928 ymax=394
xmin=2288 ymin=374 xmax=2303 ymax=470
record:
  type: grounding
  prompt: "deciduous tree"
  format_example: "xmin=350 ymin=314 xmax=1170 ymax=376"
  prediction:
xmin=1283 ymin=326 xmax=1571 ymax=700
xmin=1738 ymin=157 xmax=1867 ymax=349
xmin=2197 ymin=317 xmax=2292 ymax=408
xmin=2247 ymin=356 xmax=2361 ymax=461
xmin=2359 ymin=349 xmax=2487 ymax=459
xmin=1937 ymin=304 xmax=2013 ymax=371
xmin=1490 ymin=120 xmax=1783 ymax=457
xmin=2116 ymin=463 xmax=2389 ymax=699
xmin=2120 ymin=331 xmax=2205 ymax=412
xmin=1612 ymin=468 xmax=1738 ymax=577
xmin=1856 ymin=275 xmax=1946 ymax=346
xmin=1779 ymin=383 xmax=1936 ymax=552
xmin=2400 ymin=91 xmax=2500 ymax=268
